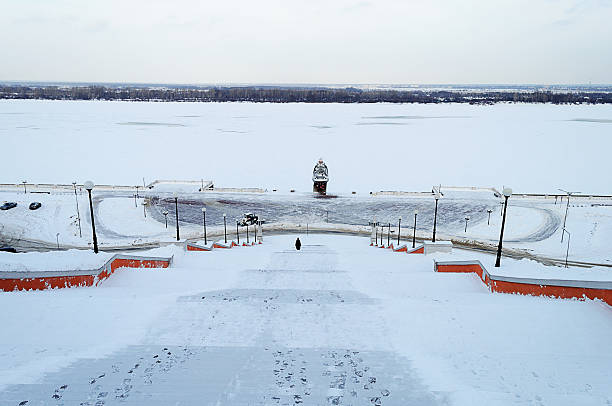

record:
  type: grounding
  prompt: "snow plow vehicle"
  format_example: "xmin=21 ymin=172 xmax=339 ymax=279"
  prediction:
xmin=238 ymin=213 xmax=260 ymax=226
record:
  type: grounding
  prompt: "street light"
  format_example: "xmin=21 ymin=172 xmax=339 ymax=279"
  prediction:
xmin=412 ymin=210 xmax=418 ymax=248
xmin=397 ymin=216 xmax=402 ymax=245
xmin=22 ymin=180 xmax=27 ymax=194
xmin=258 ymin=220 xmax=263 ymax=242
xmin=223 ymin=213 xmax=227 ymax=243
xmin=372 ymin=217 xmax=377 ymax=246
xmin=72 ymin=182 xmax=82 ymax=238
xmin=495 ymin=187 xmax=512 ymax=267
xmin=464 ymin=216 xmax=470 ymax=232
xmin=202 ymin=207 xmax=207 ymax=244
xmin=174 ymin=193 xmax=180 ymax=241
xmin=559 ymin=189 xmax=579 ymax=243
xmin=432 ymin=191 xmax=441 ymax=242
xmin=142 ymin=200 xmax=148 ymax=218
xmin=84 ymin=181 xmax=98 ymax=254
xmin=163 ymin=210 xmax=169 ymax=228
xmin=487 ymin=209 xmax=493 ymax=225
xmin=562 ymin=228 xmax=571 ymax=268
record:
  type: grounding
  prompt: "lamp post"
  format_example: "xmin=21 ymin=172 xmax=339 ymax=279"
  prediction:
xmin=223 ymin=213 xmax=227 ymax=243
xmin=84 ymin=181 xmax=98 ymax=254
xmin=562 ymin=228 xmax=571 ymax=268
xmin=559 ymin=189 xmax=579 ymax=243
xmin=432 ymin=192 xmax=440 ymax=242
xmin=142 ymin=200 xmax=148 ymax=218
xmin=163 ymin=210 xmax=169 ymax=228
xmin=383 ymin=224 xmax=388 ymax=246
xmin=22 ymin=180 xmax=27 ymax=194
xmin=72 ymin=182 xmax=82 ymax=238
xmin=258 ymin=220 xmax=263 ymax=242
xmin=375 ymin=223 xmax=378 ymax=245
xmin=487 ymin=209 xmax=493 ymax=225
xmin=464 ymin=216 xmax=470 ymax=232
xmin=495 ymin=187 xmax=512 ymax=267
xmin=413 ymin=210 xmax=418 ymax=248
xmin=397 ymin=216 xmax=402 ymax=245
xmin=202 ymin=207 xmax=207 ymax=244
xmin=174 ymin=193 xmax=180 ymax=241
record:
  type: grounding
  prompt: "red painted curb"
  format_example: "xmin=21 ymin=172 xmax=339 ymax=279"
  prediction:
xmin=434 ymin=261 xmax=612 ymax=307
xmin=1 ymin=255 xmax=172 ymax=292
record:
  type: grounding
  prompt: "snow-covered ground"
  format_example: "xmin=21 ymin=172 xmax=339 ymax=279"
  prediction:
xmin=2 ymin=187 xmax=611 ymax=266
xmin=1 ymin=234 xmax=610 ymax=405
xmin=1 ymin=100 xmax=611 ymax=194
xmin=1 ymin=100 xmax=610 ymax=404
xmin=0 ymin=191 xmax=87 ymax=248
xmin=458 ymin=197 xmax=612 ymax=264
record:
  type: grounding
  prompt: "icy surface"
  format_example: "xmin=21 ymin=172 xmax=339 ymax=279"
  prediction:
xmin=1 ymin=100 xmax=611 ymax=194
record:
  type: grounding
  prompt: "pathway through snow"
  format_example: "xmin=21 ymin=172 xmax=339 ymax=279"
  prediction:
xmin=0 ymin=243 xmax=441 ymax=405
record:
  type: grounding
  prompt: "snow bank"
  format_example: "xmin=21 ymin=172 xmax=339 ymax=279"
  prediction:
xmin=0 ymin=249 xmax=112 ymax=272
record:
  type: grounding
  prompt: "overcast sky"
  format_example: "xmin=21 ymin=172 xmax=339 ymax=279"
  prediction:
xmin=1 ymin=0 xmax=611 ymax=84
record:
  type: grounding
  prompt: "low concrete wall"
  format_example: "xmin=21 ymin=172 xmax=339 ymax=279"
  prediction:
xmin=186 ymin=239 xmax=260 ymax=252
xmin=212 ymin=241 xmax=232 ymax=249
xmin=424 ymin=242 xmax=453 ymax=255
xmin=185 ymin=242 xmax=212 ymax=251
xmin=0 ymin=254 xmax=173 ymax=292
xmin=434 ymin=260 xmax=612 ymax=307
xmin=392 ymin=244 xmax=425 ymax=254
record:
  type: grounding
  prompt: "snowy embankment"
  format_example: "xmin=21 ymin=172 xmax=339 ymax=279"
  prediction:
xmin=1 ymin=234 xmax=610 ymax=405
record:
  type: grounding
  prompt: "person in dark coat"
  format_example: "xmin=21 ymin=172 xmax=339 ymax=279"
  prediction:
xmin=295 ymin=237 xmax=301 ymax=251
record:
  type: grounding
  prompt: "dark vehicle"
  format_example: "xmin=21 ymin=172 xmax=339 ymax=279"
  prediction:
xmin=238 ymin=213 xmax=259 ymax=226
xmin=29 ymin=202 xmax=42 ymax=210
xmin=0 ymin=202 xmax=17 ymax=210
xmin=0 ymin=246 xmax=17 ymax=253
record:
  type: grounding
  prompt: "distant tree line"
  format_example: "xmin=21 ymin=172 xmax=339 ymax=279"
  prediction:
xmin=1 ymin=85 xmax=611 ymax=104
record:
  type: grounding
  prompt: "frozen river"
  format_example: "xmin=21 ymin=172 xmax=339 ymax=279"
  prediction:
xmin=1 ymin=100 xmax=611 ymax=195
